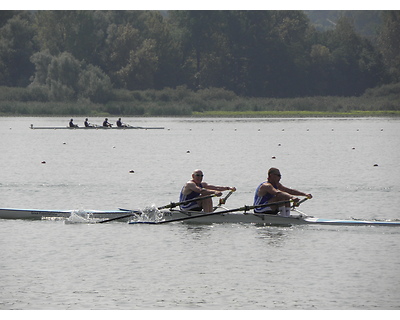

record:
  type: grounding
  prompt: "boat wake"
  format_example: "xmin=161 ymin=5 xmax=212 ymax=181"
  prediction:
xmin=65 ymin=210 xmax=98 ymax=224
xmin=133 ymin=205 xmax=164 ymax=223
xmin=63 ymin=206 xmax=165 ymax=224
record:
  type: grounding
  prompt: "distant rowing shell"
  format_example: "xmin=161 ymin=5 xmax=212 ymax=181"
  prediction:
xmin=30 ymin=124 xmax=164 ymax=130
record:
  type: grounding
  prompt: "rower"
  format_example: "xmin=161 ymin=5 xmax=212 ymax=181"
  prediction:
xmin=103 ymin=118 xmax=112 ymax=127
xmin=116 ymin=118 xmax=127 ymax=127
xmin=84 ymin=118 xmax=93 ymax=127
xmin=179 ymin=169 xmax=236 ymax=213
xmin=253 ymin=167 xmax=312 ymax=217
xmin=69 ymin=119 xmax=78 ymax=128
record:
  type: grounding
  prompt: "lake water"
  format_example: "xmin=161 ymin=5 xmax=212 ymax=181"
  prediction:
xmin=1 ymin=116 xmax=400 ymax=310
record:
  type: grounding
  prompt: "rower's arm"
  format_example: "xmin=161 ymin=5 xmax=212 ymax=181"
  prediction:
xmin=279 ymin=184 xmax=312 ymax=198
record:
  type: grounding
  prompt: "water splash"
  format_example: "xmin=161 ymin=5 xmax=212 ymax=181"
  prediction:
xmin=133 ymin=205 xmax=164 ymax=223
xmin=65 ymin=210 xmax=97 ymax=224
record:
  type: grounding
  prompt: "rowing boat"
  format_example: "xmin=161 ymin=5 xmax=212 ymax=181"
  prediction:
xmin=30 ymin=124 xmax=164 ymax=130
xmin=1 ymin=207 xmax=399 ymax=226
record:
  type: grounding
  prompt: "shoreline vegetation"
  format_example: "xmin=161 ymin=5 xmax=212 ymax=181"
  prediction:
xmin=1 ymin=85 xmax=399 ymax=118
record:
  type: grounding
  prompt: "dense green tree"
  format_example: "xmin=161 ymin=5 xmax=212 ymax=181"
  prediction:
xmin=78 ymin=64 xmax=113 ymax=103
xmin=0 ymin=11 xmax=18 ymax=28
xmin=46 ymin=52 xmax=81 ymax=101
xmin=309 ymin=17 xmax=384 ymax=96
xmin=379 ymin=11 xmax=400 ymax=82
xmin=142 ymin=11 xmax=181 ymax=89
xmin=0 ymin=12 xmax=36 ymax=87
xmin=309 ymin=44 xmax=334 ymax=95
xmin=104 ymin=23 xmax=159 ymax=89
xmin=266 ymin=11 xmax=311 ymax=97
xmin=30 ymin=51 xmax=113 ymax=102
xmin=169 ymin=11 xmax=227 ymax=90
xmin=34 ymin=11 xmax=101 ymax=63
xmin=115 ymin=38 xmax=158 ymax=90
xmin=0 ymin=10 xmax=397 ymax=102
xmin=218 ymin=11 xmax=310 ymax=97
xmin=29 ymin=50 xmax=53 ymax=86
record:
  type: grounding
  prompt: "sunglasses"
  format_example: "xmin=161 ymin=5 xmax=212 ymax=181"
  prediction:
xmin=195 ymin=174 xmax=204 ymax=177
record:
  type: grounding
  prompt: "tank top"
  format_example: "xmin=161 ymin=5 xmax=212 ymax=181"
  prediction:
xmin=253 ymin=181 xmax=276 ymax=213
xmin=179 ymin=183 xmax=203 ymax=210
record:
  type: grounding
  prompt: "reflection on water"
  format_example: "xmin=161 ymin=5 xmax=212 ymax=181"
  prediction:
xmin=183 ymin=225 xmax=214 ymax=240
xmin=255 ymin=227 xmax=290 ymax=246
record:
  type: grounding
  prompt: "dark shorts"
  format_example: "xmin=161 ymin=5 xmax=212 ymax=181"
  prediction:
xmin=180 ymin=205 xmax=202 ymax=212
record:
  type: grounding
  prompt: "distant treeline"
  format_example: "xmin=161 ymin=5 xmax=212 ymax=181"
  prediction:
xmin=1 ymin=82 xmax=399 ymax=117
xmin=0 ymin=10 xmax=399 ymax=115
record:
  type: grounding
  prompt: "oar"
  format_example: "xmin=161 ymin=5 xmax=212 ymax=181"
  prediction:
xmin=98 ymin=194 xmax=218 ymax=223
xmin=97 ymin=210 xmax=142 ymax=223
xmin=157 ymin=194 xmax=218 ymax=210
xmin=214 ymin=188 xmax=236 ymax=209
xmin=131 ymin=199 xmax=298 ymax=225
xmin=291 ymin=197 xmax=309 ymax=208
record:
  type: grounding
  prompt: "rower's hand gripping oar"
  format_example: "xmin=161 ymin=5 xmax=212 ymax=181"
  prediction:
xmin=214 ymin=188 xmax=236 ymax=209
xmin=291 ymin=196 xmax=310 ymax=208
xmin=98 ymin=194 xmax=218 ymax=223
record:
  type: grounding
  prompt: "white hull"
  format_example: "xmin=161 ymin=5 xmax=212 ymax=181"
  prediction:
xmin=1 ymin=207 xmax=400 ymax=226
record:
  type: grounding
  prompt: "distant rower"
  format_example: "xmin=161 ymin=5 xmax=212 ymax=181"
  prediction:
xmin=116 ymin=118 xmax=128 ymax=127
xmin=69 ymin=119 xmax=78 ymax=128
xmin=103 ymin=118 xmax=112 ymax=127
xmin=84 ymin=118 xmax=94 ymax=127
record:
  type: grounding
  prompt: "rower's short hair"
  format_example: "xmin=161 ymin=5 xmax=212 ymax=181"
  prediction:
xmin=268 ymin=167 xmax=280 ymax=176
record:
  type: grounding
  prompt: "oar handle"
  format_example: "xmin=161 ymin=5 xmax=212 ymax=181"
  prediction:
xmin=252 ymin=197 xmax=309 ymax=210
xmin=291 ymin=197 xmax=309 ymax=208
xmin=218 ymin=189 xmax=235 ymax=205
